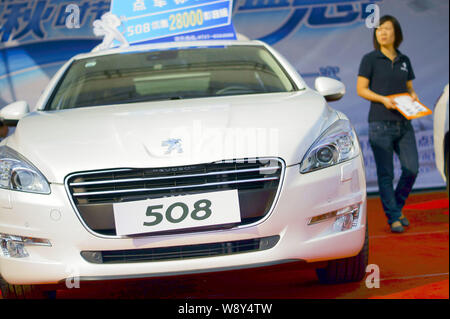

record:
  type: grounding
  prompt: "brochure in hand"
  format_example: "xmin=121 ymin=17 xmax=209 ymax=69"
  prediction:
xmin=388 ymin=93 xmax=432 ymax=120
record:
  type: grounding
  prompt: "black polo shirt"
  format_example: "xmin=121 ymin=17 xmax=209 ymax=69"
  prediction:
xmin=358 ymin=50 xmax=415 ymax=122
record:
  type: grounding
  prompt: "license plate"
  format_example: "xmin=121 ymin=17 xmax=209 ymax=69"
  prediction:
xmin=113 ymin=190 xmax=241 ymax=236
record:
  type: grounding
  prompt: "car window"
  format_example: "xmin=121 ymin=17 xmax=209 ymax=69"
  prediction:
xmin=45 ymin=45 xmax=297 ymax=110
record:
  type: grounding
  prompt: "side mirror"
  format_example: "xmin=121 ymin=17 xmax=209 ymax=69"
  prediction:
xmin=0 ymin=101 xmax=30 ymax=126
xmin=315 ymin=77 xmax=346 ymax=102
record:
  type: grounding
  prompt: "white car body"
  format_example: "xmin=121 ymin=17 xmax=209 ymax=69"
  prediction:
xmin=0 ymin=40 xmax=366 ymax=291
xmin=433 ymin=84 xmax=449 ymax=185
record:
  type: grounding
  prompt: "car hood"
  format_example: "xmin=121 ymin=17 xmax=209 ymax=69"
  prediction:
xmin=6 ymin=91 xmax=339 ymax=183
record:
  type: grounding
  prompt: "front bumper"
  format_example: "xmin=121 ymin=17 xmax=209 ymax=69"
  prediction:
xmin=0 ymin=156 xmax=366 ymax=285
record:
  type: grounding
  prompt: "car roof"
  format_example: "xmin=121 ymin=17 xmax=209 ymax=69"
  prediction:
xmin=73 ymin=39 xmax=267 ymax=61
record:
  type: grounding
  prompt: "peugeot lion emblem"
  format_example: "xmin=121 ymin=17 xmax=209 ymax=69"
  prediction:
xmin=162 ymin=138 xmax=183 ymax=154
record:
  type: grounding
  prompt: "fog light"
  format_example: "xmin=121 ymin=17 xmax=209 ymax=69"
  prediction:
xmin=1 ymin=239 xmax=28 ymax=258
xmin=333 ymin=213 xmax=354 ymax=232
xmin=0 ymin=233 xmax=51 ymax=258
xmin=308 ymin=203 xmax=361 ymax=228
xmin=333 ymin=204 xmax=360 ymax=232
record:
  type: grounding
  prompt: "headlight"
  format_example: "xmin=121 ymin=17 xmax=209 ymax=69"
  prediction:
xmin=0 ymin=146 xmax=51 ymax=194
xmin=300 ymin=119 xmax=360 ymax=174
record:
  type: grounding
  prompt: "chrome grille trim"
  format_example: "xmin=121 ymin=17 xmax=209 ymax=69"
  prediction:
xmin=69 ymin=166 xmax=279 ymax=187
xmin=64 ymin=157 xmax=286 ymax=239
xmin=72 ymin=176 xmax=279 ymax=197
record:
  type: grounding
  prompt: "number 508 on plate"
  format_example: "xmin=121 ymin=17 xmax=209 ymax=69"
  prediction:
xmin=113 ymin=190 xmax=241 ymax=236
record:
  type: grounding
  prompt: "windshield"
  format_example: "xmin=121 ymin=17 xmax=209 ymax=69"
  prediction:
xmin=45 ymin=45 xmax=296 ymax=110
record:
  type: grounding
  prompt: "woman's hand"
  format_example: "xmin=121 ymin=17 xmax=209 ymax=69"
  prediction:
xmin=407 ymin=80 xmax=419 ymax=101
xmin=381 ymin=96 xmax=397 ymax=109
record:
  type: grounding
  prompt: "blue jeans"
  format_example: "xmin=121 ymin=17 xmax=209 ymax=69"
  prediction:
xmin=369 ymin=121 xmax=419 ymax=225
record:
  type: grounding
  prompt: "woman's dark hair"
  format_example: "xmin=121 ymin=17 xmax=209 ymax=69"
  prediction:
xmin=373 ymin=15 xmax=403 ymax=50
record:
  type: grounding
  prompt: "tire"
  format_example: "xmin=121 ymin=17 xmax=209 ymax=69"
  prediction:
xmin=0 ymin=276 xmax=56 ymax=299
xmin=316 ymin=225 xmax=369 ymax=284
xmin=445 ymin=149 xmax=449 ymax=197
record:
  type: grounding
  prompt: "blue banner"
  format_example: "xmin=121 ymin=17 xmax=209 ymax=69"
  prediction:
xmin=110 ymin=0 xmax=236 ymax=44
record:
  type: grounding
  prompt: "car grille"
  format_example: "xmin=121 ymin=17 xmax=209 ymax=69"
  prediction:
xmin=66 ymin=158 xmax=284 ymax=237
xmin=80 ymin=236 xmax=280 ymax=264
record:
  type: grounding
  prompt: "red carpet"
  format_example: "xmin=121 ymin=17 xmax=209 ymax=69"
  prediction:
xmin=404 ymin=198 xmax=449 ymax=211
xmin=370 ymin=279 xmax=449 ymax=299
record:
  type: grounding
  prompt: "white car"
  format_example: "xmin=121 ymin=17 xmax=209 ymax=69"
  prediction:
xmin=433 ymin=84 xmax=449 ymax=193
xmin=0 ymin=40 xmax=367 ymax=299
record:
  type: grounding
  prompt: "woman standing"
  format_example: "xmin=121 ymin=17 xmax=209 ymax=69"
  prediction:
xmin=357 ymin=15 xmax=419 ymax=233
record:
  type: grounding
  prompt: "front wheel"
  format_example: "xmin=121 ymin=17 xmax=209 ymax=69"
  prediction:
xmin=445 ymin=149 xmax=449 ymax=196
xmin=316 ymin=225 xmax=369 ymax=284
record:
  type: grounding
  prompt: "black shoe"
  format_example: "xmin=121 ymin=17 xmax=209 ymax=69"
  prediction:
xmin=390 ymin=221 xmax=405 ymax=233
xmin=399 ymin=214 xmax=410 ymax=227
